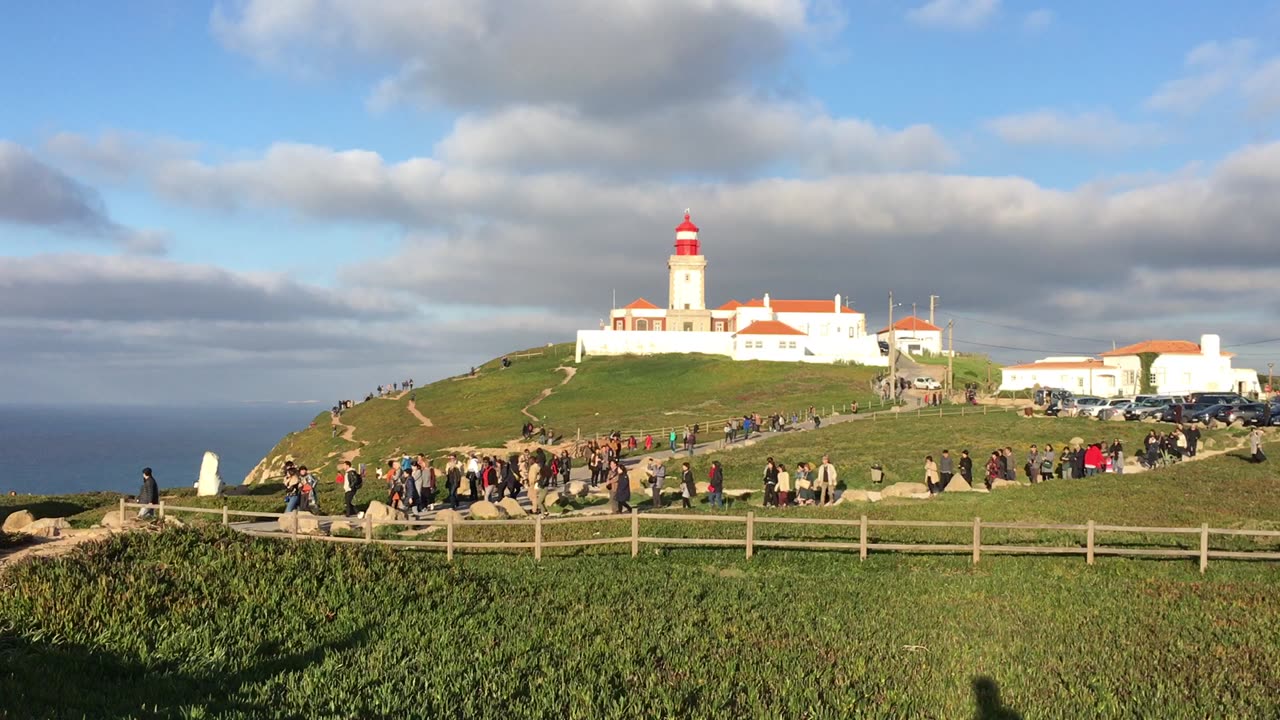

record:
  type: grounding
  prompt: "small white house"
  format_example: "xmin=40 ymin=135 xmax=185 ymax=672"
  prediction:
xmin=999 ymin=335 xmax=1261 ymax=397
xmin=732 ymin=320 xmax=807 ymax=362
xmin=876 ymin=316 xmax=942 ymax=355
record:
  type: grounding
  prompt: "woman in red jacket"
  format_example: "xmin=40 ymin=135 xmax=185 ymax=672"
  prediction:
xmin=1084 ymin=443 xmax=1104 ymax=477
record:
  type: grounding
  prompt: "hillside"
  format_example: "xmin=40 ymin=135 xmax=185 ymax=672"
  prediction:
xmin=245 ymin=345 xmax=889 ymax=483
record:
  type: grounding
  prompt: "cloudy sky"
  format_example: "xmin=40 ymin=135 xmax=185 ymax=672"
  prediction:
xmin=4 ymin=0 xmax=1280 ymax=405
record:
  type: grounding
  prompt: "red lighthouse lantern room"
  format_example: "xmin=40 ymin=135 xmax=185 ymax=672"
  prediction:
xmin=674 ymin=210 xmax=700 ymax=256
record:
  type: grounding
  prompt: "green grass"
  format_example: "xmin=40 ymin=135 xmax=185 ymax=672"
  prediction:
xmin=250 ymin=345 xmax=890 ymax=482
xmin=2 ymin=523 xmax=1278 ymax=719
xmin=912 ymin=352 xmax=1000 ymax=389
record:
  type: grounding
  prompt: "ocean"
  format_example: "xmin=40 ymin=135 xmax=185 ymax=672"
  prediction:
xmin=0 ymin=404 xmax=323 ymax=496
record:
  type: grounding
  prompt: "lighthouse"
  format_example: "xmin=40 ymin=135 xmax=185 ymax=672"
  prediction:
xmin=667 ymin=211 xmax=708 ymax=328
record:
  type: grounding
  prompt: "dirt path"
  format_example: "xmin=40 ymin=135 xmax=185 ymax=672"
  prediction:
xmin=406 ymin=400 xmax=434 ymax=427
xmin=520 ymin=366 xmax=577 ymax=423
xmin=1123 ymin=436 xmax=1248 ymax=474
xmin=332 ymin=416 xmax=368 ymax=463
xmin=0 ymin=528 xmax=114 ymax=571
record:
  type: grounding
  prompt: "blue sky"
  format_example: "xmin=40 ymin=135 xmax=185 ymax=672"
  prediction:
xmin=3 ymin=0 xmax=1280 ymax=404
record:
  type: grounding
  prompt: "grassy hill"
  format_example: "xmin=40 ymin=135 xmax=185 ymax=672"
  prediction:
xmin=246 ymin=344 xmax=890 ymax=483
xmin=913 ymin=351 xmax=1001 ymax=389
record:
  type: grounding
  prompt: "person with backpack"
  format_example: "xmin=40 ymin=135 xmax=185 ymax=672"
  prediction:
xmin=299 ymin=466 xmax=321 ymax=514
xmin=340 ymin=460 xmax=361 ymax=517
xmin=707 ymin=461 xmax=725 ymax=510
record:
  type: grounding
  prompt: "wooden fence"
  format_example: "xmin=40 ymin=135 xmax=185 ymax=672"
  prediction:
xmin=120 ymin=500 xmax=1280 ymax=573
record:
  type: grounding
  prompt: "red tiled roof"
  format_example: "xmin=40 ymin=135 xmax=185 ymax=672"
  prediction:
xmin=1101 ymin=340 xmax=1201 ymax=356
xmin=737 ymin=320 xmax=806 ymax=336
xmin=1005 ymin=360 xmax=1118 ymax=371
xmin=876 ymin=316 xmax=941 ymax=334
xmin=717 ymin=299 xmax=742 ymax=310
xmin=742 ymin=298 xmax=848 ymax=313
xmin=623 ymin=298 xmax=659 ymax=310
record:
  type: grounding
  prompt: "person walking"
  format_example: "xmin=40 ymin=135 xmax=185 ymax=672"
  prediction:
xmin=465 ymin=453 xmax=481 ymax=501
xmin=340 ymin=461 xmax=360 ymax=517
xmin=707 ymin=461 xmax=725 ymax=510
xmin=137 ymin=467 xmax=160 ymax=519
xmin=775 ymin=463 xmax=792 ymax=506
xmin=724 ymin=421 xmax=733 ymax=448
xmin=924 ymin=455 xmax=940 ymax=495
xmin=669 ymin=428 xmax=678 ymax=453
xmin=1249 ymin=426 xmax=1265 ymax=462
xmin=1109 ymin=439 xmax=1125 ymax=474
xmin=527 ymin=457 xmax=542 ymax=515
xmin=762 ymin=457 xmax=779 ymax=507
xmin=816 ymin=455 xmax=838 ymax=506
xmin=938 ymin=450 xmax=954 ymax=490
xmin=651 ymin=461 xmax=666 ymax=509
xmin=958 ymin=450 xmax=973 ymax=486
xmin=680 ymin=462 xmax=695 ymax=508
xmin=299 ymin=466 xmax=321 ymax=514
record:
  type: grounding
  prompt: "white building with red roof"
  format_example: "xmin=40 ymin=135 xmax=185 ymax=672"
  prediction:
xmin=875 ymin=316 xmax=942 ymax=355
xmin=575 ymin=212 xmax=886 ymax=365
xmin=999 ymin=334 xmax=1260 ymax=397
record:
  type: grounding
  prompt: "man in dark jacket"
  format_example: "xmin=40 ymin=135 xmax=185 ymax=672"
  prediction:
xmin=958 ymin=450 xmax=973 ymax=485
xmin=138 ymin=467 xmax=159 ymax=519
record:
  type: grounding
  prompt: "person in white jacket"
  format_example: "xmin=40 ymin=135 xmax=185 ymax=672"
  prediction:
xmin=816 ymin=455 xmax=838 ymax=506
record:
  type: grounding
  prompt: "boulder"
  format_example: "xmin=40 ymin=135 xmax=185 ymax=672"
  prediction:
xmin=944 ymin=476 xmax=974 ymax=492
xmin=2 ymin=510 xmax=35 ymax=533
xmin=567 ymin=481 xmax=589 ymax=498
xmin=432 ymin=509 xmax=464 ymax=525
xmin=575 ymin=504 xmax=616 ymax=517
xmin=498 ymin=497 xmax=528 ymax=517
xmin=468 ymin=500 xmax=508 ymax=520
xmin=101 ymin=510 xmax=128 ymax=528
xmin=327 ymin=519 xmax=355 ymax=534
xmin=1108 ymin=412 xmax=1126 ymax=422
xmin=835 ymin=489 xmax=875 ymax=504
xmin=988 ymin=479 xmax=1021 ymax=490
xmin=364 ymin=500 xmax=407 ymax=523
xmin=542 ymin=490 xmax=564 ymax=510
xmin=879 ymin=482 xmax=929 ymax=498
xmin=276 ymin=511 xmax=321 ymax=534
xmin=1204 ymin=437 xmax=1217 ymax=448
xmin=196 ymin=451 xmax=224 ymax=497
xmin=163 ymin=515 xmax=186 ymax=528
xmin=23 ymin=517 xmax=71 ymax=538
xmin=1230 ymin=419 xmax=1246 ymax=429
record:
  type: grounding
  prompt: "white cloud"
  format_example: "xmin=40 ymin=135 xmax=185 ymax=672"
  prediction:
xmin=1022 ymin=8 xmax=1053 ymax=33
xmin=1146 ymin=38 xmax=1256 ymax=114
xmin=984 ymin=109 xmax=1165 ymax=150
xmin=212 ymin=0 xmax=813 ymax=113
xmin=906 ymin=0 xmax=1000 ymax=30
xmin=1242 ymin=57 xmax=1280 ymax=119
xmin=436 ymin=97 xmax=954 ymax=177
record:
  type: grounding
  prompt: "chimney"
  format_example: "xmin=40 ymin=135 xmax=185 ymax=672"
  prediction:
xmin=1200 ymin=334 xmax=1220 ymax=357
xmin=834 ymin=293 xmax=841 ymax=313
xmin=763 ymin=292 xmax=771 ymax=309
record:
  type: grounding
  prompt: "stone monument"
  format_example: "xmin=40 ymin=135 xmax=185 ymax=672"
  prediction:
xmin=196 ymin=451 xmax=224 ymax=497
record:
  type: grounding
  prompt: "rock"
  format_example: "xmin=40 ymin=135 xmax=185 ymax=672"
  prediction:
xmin=542 ymin=490 xmax=564 ymax=510
xmin=432 ymin=509 xmax=464 ymax=525
xmin=364 ymin=500 xmax=407 ymax=523
xmin=196 ymin=451 xmax=224 ymax=497
xmin=1069 ymin=437 xmax=1084 ymax=450
xmin=988 ymin=479 xmax=1022 ymax=490
xmin=2 ymin=510 xmax=35 ymax=533
xmin=163 ymin=515 xmax=186 ymax=527
xmin=468 ymin=500 xmax=508 ymax=520
xmin=22 ymin=517 xmax=71 ymax=538
xmin=276 ymin=511 xmax=321 ymax=534
xmin=880 ymin=482 xmax=929 ymax=498
xmin=696 ymin=481 xmax=711 ymax=494
xmin=576 ymin=504 xmax=616 ymax=517
xmin=1204 ymin=437 xmax=1217 ymax=448
xmin=1230 ymin=419 xmax=1246 ymax=429
xmin=835 ymin=490 xmax=875 ymax=504
xmin=1108 ymin=412 xmax=1126 ymax=422
xmin=567 ymin=481 xmax=589 ymax=498
xmin=328 ymin=519 xmax=355 ymax=534
xmin=498 ymin=497 xmax=528 ymax=517
xmin=944 ymin=477 xmax=974 ymax=492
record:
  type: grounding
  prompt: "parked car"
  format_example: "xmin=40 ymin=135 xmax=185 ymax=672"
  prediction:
xmin=913 ymin=377 xmax=942 ymax=390
xmin=1179 ymin=403 xmax=1226 ymax=424
xmin=1073 ymin=397 xmax=1109 ymax=417
xmin=1160 ymin=402 xmax=1216 ymax=423
xmin=1097 ymin=399 xmax=1136 ymax=420
xmin=1214 ymin=403 xmax=1270 ymax=425
xmin=1124 ymin=396 xmax=1187 ymax=421
xmin=878 ymin=340 xmax=890 ymax=356
xmin=1186 ymin=392 xmax=1249 ymax=406
xmin=1045 ymin=398 xmax=1077 ymax=417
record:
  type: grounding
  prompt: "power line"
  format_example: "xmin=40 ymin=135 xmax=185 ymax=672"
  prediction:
xmin=952 ymin=338 xmax=1110 ymax=355
xmin=940 ymin=311 xmax=1111 ymax=345
xmin=1226 ymin=337 xmax=1280 ymax=348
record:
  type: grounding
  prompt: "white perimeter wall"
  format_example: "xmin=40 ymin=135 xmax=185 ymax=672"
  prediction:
xmin=577 ymin=330 xmax=887 ymax=366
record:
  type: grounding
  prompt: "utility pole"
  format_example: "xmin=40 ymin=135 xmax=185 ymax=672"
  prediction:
xmin=929 ymin=295 xmax=938 ymax=327
xmin=947 ymin=320 xmax=954 ymax=394
xmin=1269 ymin=362 xmax=1274 ymax=394
xmin=888 ymin=290 xmax=896 ymax=390
xmin=912 ymin=302 xmax=917 ymax=321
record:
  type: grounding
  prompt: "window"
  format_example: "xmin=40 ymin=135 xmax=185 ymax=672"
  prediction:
xmin=714 ymin=321 xmax=725 ymax=332
xmin=614 ymin=319 xmax=624 ymax=330
xmin=1148 ymin=372 xmax=1158 ymax=386
xmin=1077 ymin=377 xmax=1085 ymax=389
xmin=1123 ymin=370 xmax=1136 ymax=385
xmin=683 ymin=322 xmax=693 ymax=332
xmin=683 ymin=303 xmax=690 ymax=310
xmin=636 ymin=319 xmax=648 ymax=331
xmin=788 ymin=341 xmax=797 ymax=349
xmin=654 ymin=320 xmax=663 ymax=331
xmin=779 ymin=341 xmax=787 ymax=349
xmin=848 ymin=327 xmax=855 ymax=338
xmin=684 ymin=273 xmax=690 ymax=281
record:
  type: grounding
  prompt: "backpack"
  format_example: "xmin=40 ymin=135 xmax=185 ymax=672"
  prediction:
xmin=348 ymin=470 xmax=364 ymax=491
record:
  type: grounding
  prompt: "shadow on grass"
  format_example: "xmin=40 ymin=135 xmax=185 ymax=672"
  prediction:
xmin=0 ymin=623 xmax=373 ymax=719
xmin=973 ymin=676 xmax=1022 ymax=720
xmin=0 ymin=500 xmax=97 ymax=525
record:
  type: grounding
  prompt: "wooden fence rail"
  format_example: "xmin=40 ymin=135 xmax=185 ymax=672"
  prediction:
xmin=119 ymin=501 xmax=1280 ymax=573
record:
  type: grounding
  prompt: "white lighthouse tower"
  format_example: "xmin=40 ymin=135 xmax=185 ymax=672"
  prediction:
xmin=667 ymin=210 xmax=709 ymax=330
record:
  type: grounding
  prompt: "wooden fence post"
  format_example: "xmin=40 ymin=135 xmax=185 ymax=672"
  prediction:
xmin=983 ymin=405 xmax=988 ymax=415
xmin=972 ymin=517 xmax=981 ymax=564
xmin=746 ymin=512 xmax=755 ymax=559
xmin=292 ymin=510 xmax=300 ymax=539
xmin=631 ymin=507 xmax=639 ymax=558
xmin=1086 ymin=520 xmax=1095 ymax=565
xmin=1200 ymin=523 xmax=1209 ymax=574
xmin=119 ymin=497 xmax=126 ymax=524
xmin=859 ymin=515 xmax=868 ymax=561
xmin=222 ymin=504 xmax=229 ymax=526
xmin=364 ymin=515 xmax=373 ymax=543
xmin=535 ymin=515 xmax=543 ymax=562
xmin=158 ymin=499 xmax=166 ymax=521
xmin=446 ymin=522 xmax=454 ymax=562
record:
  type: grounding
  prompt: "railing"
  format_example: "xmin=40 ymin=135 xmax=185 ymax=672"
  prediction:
xmin=119 ymin=500 xmax=1280 ymax=573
